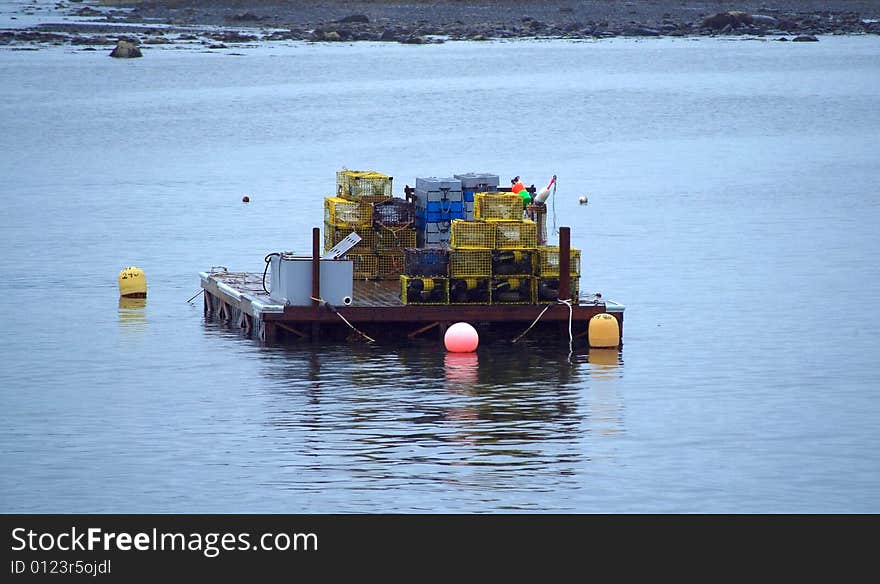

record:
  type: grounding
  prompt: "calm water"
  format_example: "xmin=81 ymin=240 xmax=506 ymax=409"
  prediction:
xmin=1 ymin=36 xmax=879 ymax=513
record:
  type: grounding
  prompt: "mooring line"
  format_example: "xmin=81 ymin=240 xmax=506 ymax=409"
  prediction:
xmin=512 ymin=298 xmax=573 ymax=345
xmin=186 ymin=289 xmax=204 ymax=303
xmin=512 ymin=304 xmax=553 ymax=343
xmin=310 ymin=296 xmax=376 ymax=343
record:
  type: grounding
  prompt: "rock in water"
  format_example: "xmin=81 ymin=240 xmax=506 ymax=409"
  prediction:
xmin=750 ymin=14 xmax=779 ymax=28
xmin=701 ymin=11 xmax=753 ymax=30
xmin=110 ymin=40 xmax=142 ymax=58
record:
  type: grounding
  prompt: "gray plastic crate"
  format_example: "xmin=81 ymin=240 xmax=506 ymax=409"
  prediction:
xmin=423 ymin=231 xmax=451 ymax=246
xmin=454 ymin=172 xmax=500 ymax=190
xmin=414 ymin=188 xmax=463 ymax=205
xmin=418 ymin=221 xmax=453 ymax=247
xmin=416 ymin=177 xmax=462 ymax=192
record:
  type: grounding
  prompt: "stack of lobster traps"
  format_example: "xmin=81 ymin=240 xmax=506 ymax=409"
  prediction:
xmin=399 ymin=191 xmax=582 ymax=305
xmin=323 ymin=170 xmax=416 ymax=280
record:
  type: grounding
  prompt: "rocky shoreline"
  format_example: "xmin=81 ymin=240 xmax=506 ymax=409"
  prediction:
xmin=2 ymin=1 xmax=879 ymax=51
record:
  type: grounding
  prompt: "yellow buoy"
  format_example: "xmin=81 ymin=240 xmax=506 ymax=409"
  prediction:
xmin=589 ymin=313 xmax=620 ymax=348
xmin=118 ymin=266 xmax=147 ymax=298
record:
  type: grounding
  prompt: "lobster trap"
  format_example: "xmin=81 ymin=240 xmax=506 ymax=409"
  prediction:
xmin=536 ymin=276 xmax=580 ymax=303
xmin=348 ymin=253 xmax=378 ymax=280
xmin=400 ymin=276 xmax=449 ymax=305
xmin=491 ymin=276 xmax=535 ymax=304
xmin=474 ymin=192 xmax=524 ymax=221
xmin=449 ymin=277 xmax=490 ymax=304
xmin=449 ymin=219 xmax=495 ymax=249
xmin=377 ymin=226 xmax=417 ymax=251
xmin=491 ymin=249 xmax=536 ymax=276
xmin=324 ymin=196 xmax=373 ymax=228
xmin=404 ymin=247 xmax=449 ymax=277
xmin=495 ymin=220 xmax=537 ymax=249
xmin=336 ymin=169 xmax=393 ymax=202
xmin=376 ymin=252 xmax=406 ymax=280
xmin=537 ymin=246 xmax=581 ymax=276
xmin=324 ymin=223 xmax=377 ymax=254
xmin=373 ymin=198 xmax=415 ymax=228
xmin=449 ymin=249 xmax=491 ymax=277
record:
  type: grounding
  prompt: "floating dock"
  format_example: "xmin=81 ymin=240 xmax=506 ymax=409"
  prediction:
xmin=199 ymin=226 xmax=624 ymax=346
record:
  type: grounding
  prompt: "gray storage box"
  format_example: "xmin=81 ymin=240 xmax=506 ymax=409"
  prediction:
xmin=413 ymin=188 xmax=464 ymax=205
xmin=417 ymin=221 xmax=452 ymax=247
xmin=454 ymin=172 xmax=500 ymax=190
xmin=269 ymin=253 xmax=353 ymax=306
xmin=416 ymin=177 xmax=462 ymax=192
xmin=422 ymin=231 xmax=451 ymax=246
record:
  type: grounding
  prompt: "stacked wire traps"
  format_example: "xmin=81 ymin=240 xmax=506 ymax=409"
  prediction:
xmin=399 ymin=170 xmax=581 ymax=305
xmin=469 ymin=192 xmax=536 ymax=304
xmin=535 ymin=245 xmax=582 ymax=303
xmin=400 ymin=247 xmax=451 ymax=305
xmin=324 ymin=169 xmax=416 ymax=280
xmin=454 ymin=172 xmax=500 ymax=220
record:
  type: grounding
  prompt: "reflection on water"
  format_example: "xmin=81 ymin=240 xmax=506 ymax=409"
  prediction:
xmin=250 ymin=343 xmax=617 ymax=508
xmin=588 ymin=348 xmax=621 ymax=369
xmin=586 ymin=349 xmax=624 ymax=438
xmin=118 ymin=296 xmax=146 ymax=332
xmin=444 ymin=352 xmax=479 ymax=389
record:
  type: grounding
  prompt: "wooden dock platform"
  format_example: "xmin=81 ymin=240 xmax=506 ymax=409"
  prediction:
xmin=199 ymin=270 xmax=624 ymax=346
xmin=199 ymin=225 xmax=624 ymax=346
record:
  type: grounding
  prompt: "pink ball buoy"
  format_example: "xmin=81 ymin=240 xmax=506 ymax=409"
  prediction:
xmin=444 ymin=322 xmax=479 ymax=353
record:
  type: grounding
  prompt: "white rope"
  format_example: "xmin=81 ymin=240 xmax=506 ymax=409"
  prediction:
xmin=511 ymin=297 xmax=573 ymax=345
xmin=559 ymin=298 xmax=573 ymax=354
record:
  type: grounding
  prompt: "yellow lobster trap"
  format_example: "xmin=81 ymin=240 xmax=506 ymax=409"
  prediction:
xmin=400 ymin=276 xmax=449 ymax=305
xmin=449 ymin=277 xmax=490 ymax=304
xmin=491 ymin=249 xmax=536 ymax=276
xmin=495 ymin=220 xmax=537 ymax=249
xmin=324 ymin=196 xmax=373 ymax=229
xmin=348 ymin=253 xmax=378 ymax=280
xmin=323 ymin=223 xmax=378 ymax=254
xmin=491 ymin=276 xmax=535 ymax=304
xmin=450 ymin=219 xmax=495 ymax=249
xmin=536 ymin=276 xmax=580 ymax=303
xmin=336 ymin=169 xmax=393 ymax=202
xmin=376 ymin=251 xmax=406 ymax=280
xmin=448 ymin=249 xmax=491 ymax=277
xmin=474 ymin=192 xmax=524 ymax=221
xmin=377 ymin=225 xmax=417 ymax=251
xmin=537 ymin=246 xmax=581 ymax=277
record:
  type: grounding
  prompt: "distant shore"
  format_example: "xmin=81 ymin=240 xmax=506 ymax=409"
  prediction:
xmin=2 ymin=1 xmax=879 ymax=49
